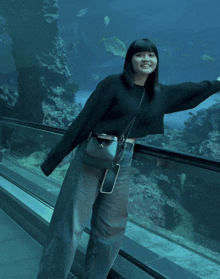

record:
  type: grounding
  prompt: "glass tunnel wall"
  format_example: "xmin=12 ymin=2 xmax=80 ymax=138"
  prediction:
xmin=0 ymin=0 xmax=220 ymax=277
xmin=0 ymin=0 xmax=220 ymax=159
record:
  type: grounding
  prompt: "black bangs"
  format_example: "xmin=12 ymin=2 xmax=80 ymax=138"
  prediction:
xmin=132 ymin=39 xmax=157 ymax=54
xmin=123 ymin=38 xmax=159 ymax=67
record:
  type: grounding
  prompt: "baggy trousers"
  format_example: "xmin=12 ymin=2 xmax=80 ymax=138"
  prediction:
xmin=37 ymin=140 xmax=134 ymax=279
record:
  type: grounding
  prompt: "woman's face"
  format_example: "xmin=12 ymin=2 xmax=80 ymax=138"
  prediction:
xmin=131 ymin=51 xmax=157 ymax=77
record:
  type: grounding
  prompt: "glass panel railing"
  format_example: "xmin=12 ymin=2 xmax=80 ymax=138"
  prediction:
xmin=129 ymin=152 xmax=220 ymax=266
xmin=1 ymin=121 xmax=220 ymax=278
xmin=0 ymin=122 xmax=66 ymax=186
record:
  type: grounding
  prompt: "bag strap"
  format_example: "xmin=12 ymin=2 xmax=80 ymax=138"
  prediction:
xmin=120 ymin=89 xmax=145 ymax=142
xmin=87 ymin=89 xmax=145 ymax=143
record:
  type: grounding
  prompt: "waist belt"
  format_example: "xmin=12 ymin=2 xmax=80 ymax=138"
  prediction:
xmin=125 ymin=138 xmax=136 ymax=143
xmin=94 ymin=133 xmax=136 ymax=143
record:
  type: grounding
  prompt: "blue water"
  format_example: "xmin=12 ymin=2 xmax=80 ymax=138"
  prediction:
xmin=59 ymin=0 xmax=220 ymax=131
xmin=58 ymin=0 xmax=220 ymax=91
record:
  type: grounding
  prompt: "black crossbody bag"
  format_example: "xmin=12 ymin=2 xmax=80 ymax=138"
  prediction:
xmin=83 ymin=90 xmax=145 ymax=193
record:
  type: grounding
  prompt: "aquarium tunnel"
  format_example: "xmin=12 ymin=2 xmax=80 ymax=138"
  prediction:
xmin=0 ymin=1 xmax=220 ymax=278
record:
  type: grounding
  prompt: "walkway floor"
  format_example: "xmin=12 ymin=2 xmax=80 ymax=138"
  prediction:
xmin=0 ymin=209 xmax=76 ymax=279
xmin=0 ymin=208 xmax=42 ymax=278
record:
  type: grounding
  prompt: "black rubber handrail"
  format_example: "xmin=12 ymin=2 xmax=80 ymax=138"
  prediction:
xmin=0 ymin=116 xmax=65 ymax=134
xmin=134 ymin=143 xmax=220 ymax=172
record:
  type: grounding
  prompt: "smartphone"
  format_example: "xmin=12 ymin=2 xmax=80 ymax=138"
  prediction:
xmin=100 ymin=164 xmax=120 ymax=194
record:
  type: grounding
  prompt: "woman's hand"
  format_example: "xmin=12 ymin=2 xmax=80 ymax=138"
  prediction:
xmin=217 ymin=76 xmax=220 ymax=81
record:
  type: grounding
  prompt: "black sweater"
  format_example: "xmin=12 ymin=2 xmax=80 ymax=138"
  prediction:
xmin=41 ymin=74 xmax=220 ymax=176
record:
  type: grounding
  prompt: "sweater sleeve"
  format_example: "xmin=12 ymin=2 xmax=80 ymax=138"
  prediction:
xmin=41 ymin=77 xmax=115 ymax=176
xmin=162 ymin=80 xmax=220 ymax=114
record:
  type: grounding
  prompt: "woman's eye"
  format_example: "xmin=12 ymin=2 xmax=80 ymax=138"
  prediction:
xmin=135 ymin=52 xmax=155 ymax=57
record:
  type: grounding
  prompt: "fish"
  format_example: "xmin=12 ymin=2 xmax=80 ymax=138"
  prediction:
xmin=104 ymin=16 xmax=110 ymax=28
xmin=76 ymin=8 xmax=88 ymax=17
xmin=178 ymin=173 xmax=186 ymax=190
xmin=99 ymin=36 xmax=127 ymax=57
xmin=200 ymin=54 xmax=216 ymax=62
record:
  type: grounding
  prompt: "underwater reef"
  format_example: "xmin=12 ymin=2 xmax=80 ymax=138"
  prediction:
xmin=131 ymin=103 xmax=220 ymax=254
xmin=0 ymin=0 xmax=81 ymax=126
xmin=137 ymin=101 xmax=220 ymax=160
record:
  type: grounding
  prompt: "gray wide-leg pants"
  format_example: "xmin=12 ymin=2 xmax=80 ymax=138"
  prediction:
xmin=37 ymin=140 xmax=134 ymax=279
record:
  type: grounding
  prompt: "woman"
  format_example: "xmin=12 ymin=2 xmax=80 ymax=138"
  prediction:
xmin=37 ymin=38 xmax=220 ymax=279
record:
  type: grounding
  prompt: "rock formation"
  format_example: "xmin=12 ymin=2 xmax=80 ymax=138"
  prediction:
xmin=0 ymin=0 xmax=80 ymax=125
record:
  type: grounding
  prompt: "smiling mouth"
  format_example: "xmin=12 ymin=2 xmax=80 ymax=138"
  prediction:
xmin=141 ymin=64 xmax=151 ymax=68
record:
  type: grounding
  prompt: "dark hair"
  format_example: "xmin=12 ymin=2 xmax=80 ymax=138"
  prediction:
xmin=121 ymin=38 xmax=159 ymax=98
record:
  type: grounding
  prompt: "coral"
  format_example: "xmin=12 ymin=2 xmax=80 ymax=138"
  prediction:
xmin=42 ymin=95 xmax=82 ymax=128
xmin=128 ymin=161 xmax=186 ymax=231
xmin=16 ymin=151 xmax=46 ymax=167
xmin=0 ymin=0 xmax=80 ymax=125
xmin=0 ymin=85 xmax=18 ymax=106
